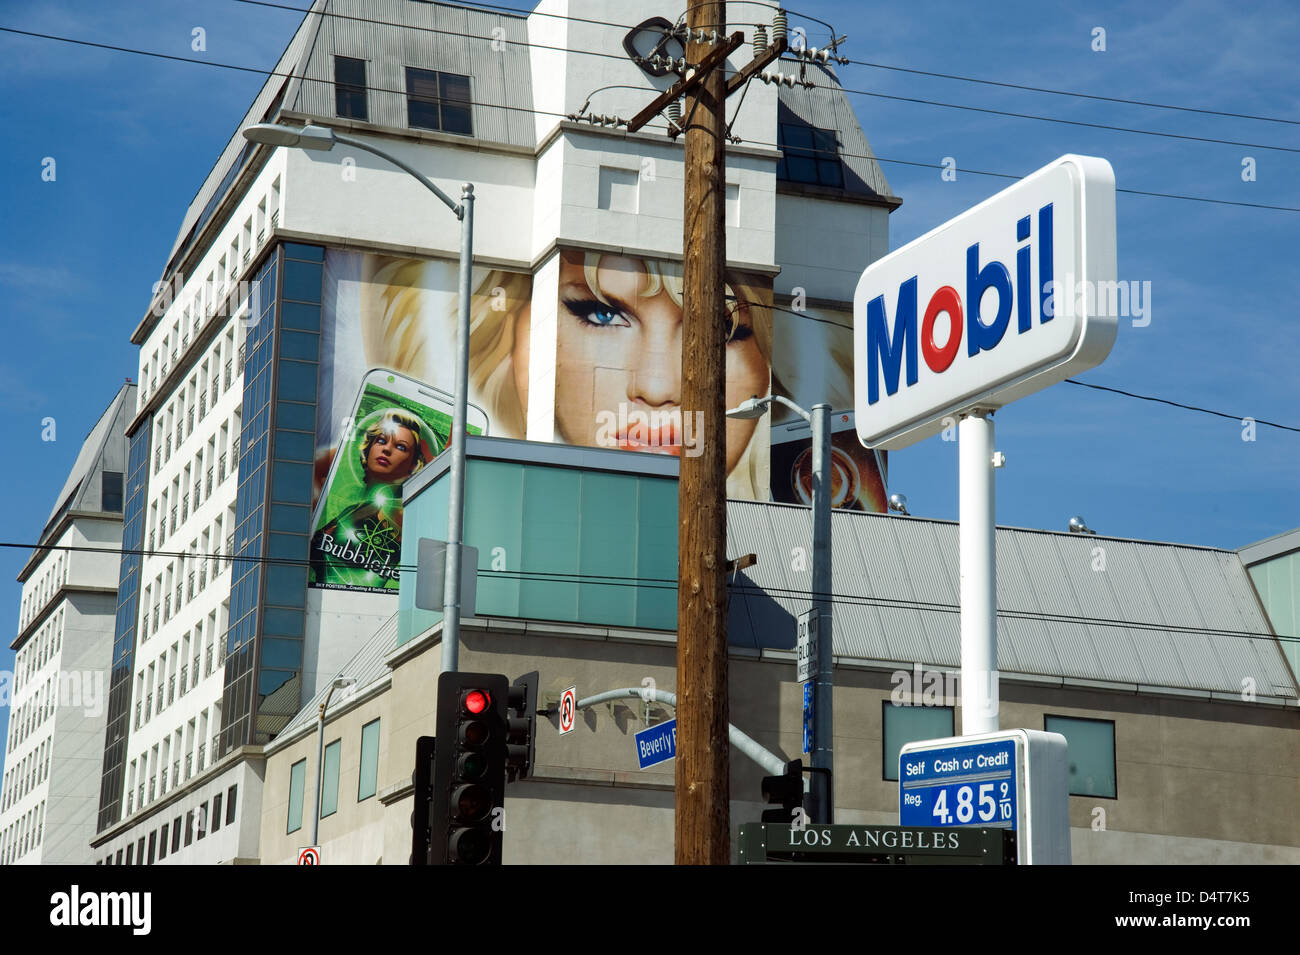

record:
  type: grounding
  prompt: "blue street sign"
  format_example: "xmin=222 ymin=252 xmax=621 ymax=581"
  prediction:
xmin=802 ymin=682 xmax=814 ymax=754
xmin=899 ymin=737 xmax=1017 ymax=829
xmin=634 ymin=718 xmax=677 ymax=769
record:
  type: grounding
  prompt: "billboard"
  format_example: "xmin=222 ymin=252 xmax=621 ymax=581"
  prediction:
xmin=553 ymin=249 xmax=776 ymax=500
xmin=770 ymin=298 xmax=887 ymax=512
xmin=313 ymin=252 xmax=531 ymax=591
xmin=310 ymin=246 xmax=889 ymax=596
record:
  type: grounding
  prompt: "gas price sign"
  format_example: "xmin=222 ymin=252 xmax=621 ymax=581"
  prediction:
xmin=900 ymin=737 xmax=1017 ymax=829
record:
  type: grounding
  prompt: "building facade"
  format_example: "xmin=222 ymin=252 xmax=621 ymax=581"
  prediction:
xmin=0 ymin=384 xmax=135 ymax=864
xmin=252 ymin=440 xmax=1299 ymax=865
xmin=91 ymin=0 xmax=899 ymax=862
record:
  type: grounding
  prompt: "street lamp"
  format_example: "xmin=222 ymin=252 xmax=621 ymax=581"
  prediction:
xmin=726 ymin=394 xmax=834 ymax=823
xmin=311 ymin=675 xmax=355 ymax=847
xmin=241 ymin=122 xmax=475 ymax=675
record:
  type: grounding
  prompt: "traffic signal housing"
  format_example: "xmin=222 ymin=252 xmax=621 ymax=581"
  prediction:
xmin=761 ymin=759 xmax=804 ymax=824
xmin=409 ymin=735 xmax=436 ymax=865
xmin=431 ymin=671 xmax=509 ymax=864
xmin=506 ymin=671 xmax=538 ymax=783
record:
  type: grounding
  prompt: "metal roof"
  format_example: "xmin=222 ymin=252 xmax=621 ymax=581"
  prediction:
xmin=726 ymin=501 xmax=1298 ymax=701
xmin=776 ymin=59 xmax=897 ymax=203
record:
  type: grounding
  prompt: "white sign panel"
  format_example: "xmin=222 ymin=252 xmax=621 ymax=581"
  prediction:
xmin=854 ymin=154 xmax=1117 ymax=450
xmin=558 ymin=686 xmax=577 ymax=736
xmin=796 ymin=610 xmax=818 ymax=683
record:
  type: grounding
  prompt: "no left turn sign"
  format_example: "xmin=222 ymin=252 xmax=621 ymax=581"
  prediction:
xmin=559 ymin=686 xmax=577 ymax=735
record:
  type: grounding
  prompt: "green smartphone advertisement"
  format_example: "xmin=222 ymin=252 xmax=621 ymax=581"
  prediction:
xmin=308 ymin=375 xmax=483 ymax=592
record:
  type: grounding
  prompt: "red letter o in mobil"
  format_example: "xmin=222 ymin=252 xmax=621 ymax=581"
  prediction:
xmin=921 ymin=286 xmax=962 ymax=373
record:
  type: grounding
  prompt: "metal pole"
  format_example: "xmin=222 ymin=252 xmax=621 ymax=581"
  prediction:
xmin=441 ymin=184 xmax=475 ymax=675
xmin=958 ymin=411 xmax=998 ymax=735
xmin=809 ymin=402 xmax=833 ymax=821
xmin=311 ymin=697 xmax=326 ymax=846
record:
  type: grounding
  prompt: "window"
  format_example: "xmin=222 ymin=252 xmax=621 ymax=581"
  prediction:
xmin=1045 ymin=715 xmax=1117 ymax=798
xmin=184 ymin=810 xmax=194 ymax=846
xmin=777 ymin=122 xmax=844 ymax=188
xmin=148 ymin=831 xmax=156 ymax=865
xmin=882 ymin=702 xmax=954 ymax=781
xmin=287 ymin=759 xmax=306 ymax=834
xmin=227 ymin=785 xmax=237 ymax=825
xmin=212 ymin=792 xmax=223 ymax=832
xmin=405 ymin=67 xmax=472 ymax=135
xmin=171 ymin=817 xmax=182 ymax=853
xmin=321 ymin=739 xmax=341 ymax=818
xmin=102 ymin=471 xmax=124 ymax=512
xmin=158 ymin=823 xmax=168 ymax=860
xmin=334 ymin=56 xmax=368 ymax=120
xmin=358 ymin=719 xmax=380 ymax=801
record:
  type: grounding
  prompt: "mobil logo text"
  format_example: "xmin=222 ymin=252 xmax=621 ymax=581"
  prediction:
xmin=853 ymin=154 xmax=1117 ymax=450
xmin=865 ymin=202 xmax=1056 ymax=404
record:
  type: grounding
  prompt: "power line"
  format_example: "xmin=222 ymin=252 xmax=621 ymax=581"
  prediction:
xmin=232 ymin=0 xmax=1300 ymax=154
xmin=2 ymin=541 xmax=1294 ymax=646
xmin=831 ymin=82 xmax=1300 ymax=156
xmin=4 ymin=24 xmax=1298 ymax=216
xmin=1062 ymin=379 xmax=1300 ymax=433
xmin=841 ymin=58 xmax=1300 ymax=128
xmin=2 ymin=24 xmax=1294 ymax=426
xmin=747 ymin=297 xmax=1300 ymax=434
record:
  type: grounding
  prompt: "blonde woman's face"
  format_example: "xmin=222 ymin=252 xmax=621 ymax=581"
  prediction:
xmin=555 ymin=255 xmax=768 ymax=473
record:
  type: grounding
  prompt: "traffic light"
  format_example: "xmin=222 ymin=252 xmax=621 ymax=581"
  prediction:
xmin=761 ymin=759 xmax=804 ymax=824
xmin=505 ymin=671 xmax=538 ymax=783
xmin=431 ymin=672 xmax=508 ymax=865
xmin=409 ymin=735 xmax=436 ymax=865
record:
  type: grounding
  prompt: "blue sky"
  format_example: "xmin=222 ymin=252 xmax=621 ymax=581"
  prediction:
xmin=1 ymin=0 xmax=1297 ymax=763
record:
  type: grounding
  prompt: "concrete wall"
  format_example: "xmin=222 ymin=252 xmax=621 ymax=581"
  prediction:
xmin=256 ymin=620 xmax=1300 ymax=864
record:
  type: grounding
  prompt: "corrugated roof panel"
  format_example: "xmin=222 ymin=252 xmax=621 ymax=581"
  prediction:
xmin=1128 ymin=625 xmax=1190 ymax=687
xmin=1179 ymin=548 xmax=1250 ymax=632
xmin=872 ymin=607 xmax=933 ymax=666
xmin=995 ymin=531 xmax=1043 ymax=617
xmin=1215 ymin=550 xmax=1275 ymax=631
xmin=1053 ymin=533 xmax=1126 ymax=621
xmin=1093 ymin=539 xmax=1165 ymax=627
xmin=1087 ymin=621 xmax=1144 ymax=684
xmin=896 ymin=519 xmax=959 ymax=610
xmin=1008 ymin=532 xmax=1082 ymax=617
xmin=1000 ymin=615 xmax=1063 ymax=677
xmin=1130 ymin=542 xmax=1204 ymax=629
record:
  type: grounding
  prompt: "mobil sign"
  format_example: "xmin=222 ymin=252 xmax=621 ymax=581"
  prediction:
xmin=854 ymin=154 xmax=1118 ymax=450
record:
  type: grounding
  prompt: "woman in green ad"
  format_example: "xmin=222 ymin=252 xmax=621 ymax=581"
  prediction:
xmin=309 ymin=407 xmax=439 ymax=591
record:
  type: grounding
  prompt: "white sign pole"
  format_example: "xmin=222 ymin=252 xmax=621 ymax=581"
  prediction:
xmin=959 ymin=412 xmax=999 ymax=735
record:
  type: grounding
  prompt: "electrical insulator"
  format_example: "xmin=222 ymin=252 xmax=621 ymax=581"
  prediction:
xmin=753 ymin=24 xmax=768 ymax=55
xmin=773 ymin=9 xmax=787 ymax=44
xmin=667 ymin=100 xmax=682 ymax=126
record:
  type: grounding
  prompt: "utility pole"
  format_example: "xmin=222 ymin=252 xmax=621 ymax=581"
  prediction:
xmin=677 ymin=0 xmax=729 ymax=866
xmin=626 ymin=3 xmax=785 ymax=866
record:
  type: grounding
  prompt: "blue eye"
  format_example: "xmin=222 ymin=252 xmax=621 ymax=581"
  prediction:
xmin=564 ymin=298 xmax=631 ymax=328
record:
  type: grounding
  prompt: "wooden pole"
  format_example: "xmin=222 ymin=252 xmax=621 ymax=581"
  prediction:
xmin=676 ymin=0 xmax=730 ymax=866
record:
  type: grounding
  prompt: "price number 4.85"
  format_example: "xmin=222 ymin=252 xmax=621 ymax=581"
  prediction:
xmin=932 ymin=781 xmax=1010 ymax=824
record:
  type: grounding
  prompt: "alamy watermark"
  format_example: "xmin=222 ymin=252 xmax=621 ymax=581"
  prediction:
xmin=0 ymin=669 xmax=105 ymax=718
xmin=1043 ymin=274 xmax=1152 ymax=327
xmin=593 ymin=403 xmax=704 ymax=457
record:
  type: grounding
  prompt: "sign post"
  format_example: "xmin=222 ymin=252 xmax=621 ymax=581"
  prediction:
xmin=855 ymin=154 xmax=1116 ymax=738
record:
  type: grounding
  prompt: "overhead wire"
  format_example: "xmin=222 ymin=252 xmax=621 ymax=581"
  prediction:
xmin=1 ymin=541 xmax=1293 ymax=646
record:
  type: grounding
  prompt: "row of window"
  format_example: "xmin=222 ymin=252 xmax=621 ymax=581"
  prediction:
xmin=884 ymin=706 xmax=1118 ymax=797
xmin=141 ymin=509 xmax=235 ymax=644
xmin=18 ymin=553 xmax=69 ymax=633
xmin=128 ymin=701 xmax=223 ymax=816
xmin=333 ymin=55 xmax=473 ymax=136
xmin=1 ymin=739 xmax=50 ymax=812
xmin=99 ymin=785 xmax=237 ymax=865
xmin=286 ymin=718 xmax=381 ymax=834
xmin=0 ymin=800 xmax=43 ymax=864
xmin=8 ymin=608 xmax=63 ymax=724
xmin=151 ymin=325 xmax=240 ymax=476
xmin=140 ymin=173 xmax=281 ymax=408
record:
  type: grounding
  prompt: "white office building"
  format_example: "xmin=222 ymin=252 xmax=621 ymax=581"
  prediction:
xmin=0 ymin=384 xmax=135 ymax=864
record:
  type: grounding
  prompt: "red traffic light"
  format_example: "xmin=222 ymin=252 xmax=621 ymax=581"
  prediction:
xmin=463 ymin=689 xmax=491 ymax=715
